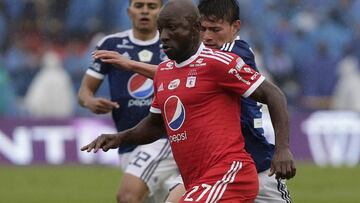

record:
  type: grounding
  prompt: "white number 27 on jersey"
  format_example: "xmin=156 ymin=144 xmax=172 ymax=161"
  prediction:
xmin=184 ymin=184 xmax=212 ymax=202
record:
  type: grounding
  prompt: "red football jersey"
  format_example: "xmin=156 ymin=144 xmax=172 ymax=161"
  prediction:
xmin=150 ymin=44 xmax=265 ymax=188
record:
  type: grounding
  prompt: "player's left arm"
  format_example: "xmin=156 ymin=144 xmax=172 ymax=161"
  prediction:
xmin=92 ymin=50 xmax=157 ymax=79
xmin=249 ymin=80 xmax=296 ymax=180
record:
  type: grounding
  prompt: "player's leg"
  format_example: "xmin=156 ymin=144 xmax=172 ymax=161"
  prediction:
xmin=255 ymin=169 xmax=292 ymax=203
xmin=117 ymin=138 xmax=178 ymax=203
xmin=117 ymin=173 xmax=150 ymax=203
xmin=164 ymin=175 xmax=186 ymax=203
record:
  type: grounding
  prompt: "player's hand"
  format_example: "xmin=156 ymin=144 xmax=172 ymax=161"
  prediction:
xmin=81 ymin=133 xmax=121 ymax=153
xmin=269 ymin=147 xmax=296 ymax=180
xmin=92 ymin=50 xmax=133 ymax=71
xmin=85 ymin=97 xmax=119 ymax=114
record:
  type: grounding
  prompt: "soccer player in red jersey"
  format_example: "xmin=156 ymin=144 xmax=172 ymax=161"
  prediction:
xmin=82 ymin=0 xmax=291 ymax=202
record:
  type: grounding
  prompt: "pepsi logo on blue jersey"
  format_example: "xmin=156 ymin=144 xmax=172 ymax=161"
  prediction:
xmin=164 ymin=96 xmax=186 ymax=131
xmin=127 ymin=74 xmax=154 ymax=99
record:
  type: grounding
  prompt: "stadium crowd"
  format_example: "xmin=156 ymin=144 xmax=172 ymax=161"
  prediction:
xmin=1 ymin=0 xmax=360 ymax=117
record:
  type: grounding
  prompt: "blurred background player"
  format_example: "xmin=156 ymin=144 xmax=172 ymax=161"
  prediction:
xmin=92 ymin=0 xmax=296 ymax=202
xmin=78 ymin=0 xmax=179 ymax=202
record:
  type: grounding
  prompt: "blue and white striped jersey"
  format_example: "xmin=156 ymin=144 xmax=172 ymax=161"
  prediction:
xmin=221 ymin=36 xmax=275 ymax=172
xmin=87 ymin=29 xmax=167 ymax=153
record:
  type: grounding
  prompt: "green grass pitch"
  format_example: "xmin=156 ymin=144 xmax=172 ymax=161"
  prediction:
xmin=0 ymin=163 xmax=359 ymax=203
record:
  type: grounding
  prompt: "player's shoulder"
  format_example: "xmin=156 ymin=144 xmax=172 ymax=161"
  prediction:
xmin=200 ymin=46 xmax=239 ymax=66
xmin=221 ymin=36 xmax=254 ymax=55
xmin=96 ymin=30 xmax=130 ymax=47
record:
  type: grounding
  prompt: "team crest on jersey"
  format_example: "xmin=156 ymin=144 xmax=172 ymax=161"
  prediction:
xmin=127 ymin=73 xmax=154 ymax=99
xmin=186 ymin=76 xmax=196 ymax=88
xmin=186 ymin=69 xmax=197 ymax=88
xmin=164 ymin=96 xmax=185 ymax=131
xmin=138 ymin=49 xmax=153 ymax=62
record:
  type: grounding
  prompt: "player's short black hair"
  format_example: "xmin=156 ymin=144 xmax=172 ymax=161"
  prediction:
xmin=129 ymin=0 xmax=163 ymax=6
xmin=198 ymin=0 xmax=240 ymax=23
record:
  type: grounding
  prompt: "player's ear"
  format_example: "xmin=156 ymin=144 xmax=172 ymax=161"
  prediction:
xmin=231 ymin=20 xmax=241 ymax=35
xmin=193 ymin=20 xmax=201 ymax=32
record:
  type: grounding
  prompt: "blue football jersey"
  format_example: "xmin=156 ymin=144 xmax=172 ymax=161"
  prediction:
xmin=221 ymin=36 xmax=275 ymax=172
xmin=87 ymin=29 xmax=168 ymax=153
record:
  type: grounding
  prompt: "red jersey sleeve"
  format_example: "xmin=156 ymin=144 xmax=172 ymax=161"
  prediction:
xmin=214 ymin=54 xmax=265 ymax=97
xmin=150 ymin=65 xmax=162 ymax=114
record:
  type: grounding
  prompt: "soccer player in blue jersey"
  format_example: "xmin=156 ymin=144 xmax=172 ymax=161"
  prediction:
xmin=78 ymin=1 xmax=179 ymax=203
xmin=92 ymin=0 xmax=296 ymax=202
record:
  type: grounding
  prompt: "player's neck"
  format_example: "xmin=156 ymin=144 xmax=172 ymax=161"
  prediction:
xmin=175 ymin=41 xmax=202 ymax=64
xmin=132 ymin=29 xmax=157 ymax=41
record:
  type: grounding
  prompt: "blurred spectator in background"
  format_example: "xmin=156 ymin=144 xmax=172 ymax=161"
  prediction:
xmin=63 ymin=35 xmax=92 ymax=93
xmin=24 ymin=51 xmax=75 ymax=118
xmin=300 ymin=41 xmax=339 ymax=110
xmin=332 ymin=46 xmax=360 ymax=112
xmin=0 ymin=62 xmax=17 ymax=116
xmin=265 ymin=43 xmax=298 ymax=103
xmin=3 ymin=28 xmax=42 ymax=98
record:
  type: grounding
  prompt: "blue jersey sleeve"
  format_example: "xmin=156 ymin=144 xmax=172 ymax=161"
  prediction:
xmin=87 ymin=37 xmax=115 ymax=77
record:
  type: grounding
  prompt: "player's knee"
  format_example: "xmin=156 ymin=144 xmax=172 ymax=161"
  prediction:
xmin=116 ymin=190 xmax=146 ymax=203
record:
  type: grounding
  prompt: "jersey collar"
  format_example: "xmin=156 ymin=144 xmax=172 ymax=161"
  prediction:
xmin=128 ymin=29 xmax=159 ymax=46
xmin=175 ymin=43 xmax=205 ymax=68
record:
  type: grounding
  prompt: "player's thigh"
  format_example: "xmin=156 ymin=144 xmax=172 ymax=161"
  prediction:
xmin=118 ymin=173 xmax=150 ymax=201
xmin=165 ymin=179 xmax=186 ymax=203
xmin=120 ymin=139 xmax=178 ymax=199
xmin=255 ymin=169 xmax=292 ymax=203
xmin=179 ymin=160 xmax=258 ymax=203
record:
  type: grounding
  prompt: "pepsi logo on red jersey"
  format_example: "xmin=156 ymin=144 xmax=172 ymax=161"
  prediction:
xmin=164 ymin=96 xmax=186 ymax=131
xmin=127 ymin=73 xmax=154 ymax=99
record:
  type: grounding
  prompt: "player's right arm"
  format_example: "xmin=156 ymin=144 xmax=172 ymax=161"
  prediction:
xmin=78 ymin=74 xmax=119 ymax=114
xmin=92 ymin=50 xmax=157 ymax=79
xmin=81 ymin=112 xmax=166 ymax=152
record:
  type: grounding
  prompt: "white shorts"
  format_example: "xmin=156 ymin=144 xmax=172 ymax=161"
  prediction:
xmin=119 ymin=138 xmax=179 ymax=203
xmin=255 ymin=169 xmax=292 ymax=203
xmin=170 ymin=169 xmax=292 ymax=203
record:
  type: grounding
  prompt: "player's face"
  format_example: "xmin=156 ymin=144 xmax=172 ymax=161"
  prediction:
xmin=200 ymin=17 xmax=240 ymax=49
xmin=158 ymin=13 xmax=195 ymax=62
xmin=128 ymin=0 xmax=162 ymax=33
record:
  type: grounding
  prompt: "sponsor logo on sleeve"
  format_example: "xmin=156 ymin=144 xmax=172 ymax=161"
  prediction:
xmin=228 ymin=68 xmax=251 ymax=85
xmin=91 ymin=62 xmax=101 ymax=71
